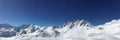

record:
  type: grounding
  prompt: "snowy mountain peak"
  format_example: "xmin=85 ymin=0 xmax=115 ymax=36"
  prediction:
xmin=73 ymin=19 xmax=92 ymax=26
xmin=61 ymin=19 xmax=92 ymax=32
xmin=16 ymin=24 xmax=41 ymax=34
xmin=62 ymin=19 xmax=92 ymax=28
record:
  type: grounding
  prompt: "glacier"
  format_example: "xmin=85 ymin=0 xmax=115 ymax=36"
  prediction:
xmin=0 ymin=19 xmax=120 ymax=40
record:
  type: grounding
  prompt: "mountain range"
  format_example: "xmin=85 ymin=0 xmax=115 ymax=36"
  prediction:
xmin=0 ymin=19 xmax=120 ymax=40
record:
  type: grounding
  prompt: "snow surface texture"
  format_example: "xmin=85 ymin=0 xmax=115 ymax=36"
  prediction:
xmin=0 ymin=19 xmax=120 ymax=40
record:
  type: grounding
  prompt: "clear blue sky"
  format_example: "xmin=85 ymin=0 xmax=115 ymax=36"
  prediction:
xmin=0 ymin=0 xmax=120 ymax=26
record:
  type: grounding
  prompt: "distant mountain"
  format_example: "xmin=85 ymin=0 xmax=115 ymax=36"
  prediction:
xmin=0 ymin=23 xmax=14 ymax=30
xmin=0 ymin=23 xmax=15 ymax=37
xmin=0 ymin=19 xmax=120 ymax=40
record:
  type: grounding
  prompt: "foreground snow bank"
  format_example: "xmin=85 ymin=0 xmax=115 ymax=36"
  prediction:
xmin=1 ymin=32 xmax=120 ymax=40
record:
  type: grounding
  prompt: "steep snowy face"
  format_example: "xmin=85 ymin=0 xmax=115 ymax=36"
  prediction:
xmin=97 ymin=19 xmax=120 ymax=34
xmin=14 ymin=24 xmax=60 ymax=38
xmin=57 ymin=20 xmax=93 ymax=38
xmin=15 ymin=24 xmax=41 ymax=35
xmin=42 ymin=26 xmax=59 ymax=37
xmin=60 ymin=19 xmax=92 ymax=31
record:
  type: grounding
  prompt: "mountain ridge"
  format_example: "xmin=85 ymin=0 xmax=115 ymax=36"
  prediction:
xmin=0 ymin=19 xmax=120 ymax=40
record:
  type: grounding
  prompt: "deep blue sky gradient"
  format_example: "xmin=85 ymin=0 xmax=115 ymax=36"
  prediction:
xmin=0 ymin=0 xmax=120 ymax=26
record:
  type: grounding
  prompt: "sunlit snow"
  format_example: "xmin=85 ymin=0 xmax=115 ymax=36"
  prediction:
xmin=0 ymin=19 xmax=120 ymax=40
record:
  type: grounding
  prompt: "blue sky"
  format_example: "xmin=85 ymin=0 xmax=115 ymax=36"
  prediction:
xmin=0 ymin=0 xmax=120 ymax=26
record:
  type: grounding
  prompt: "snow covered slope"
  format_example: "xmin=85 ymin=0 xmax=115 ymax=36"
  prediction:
xmin=1 ymin=19 xmax=120 ymax=40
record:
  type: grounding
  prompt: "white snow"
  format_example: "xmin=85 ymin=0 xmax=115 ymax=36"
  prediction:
xmin=0 ymin=19 xmax=120 ymax=40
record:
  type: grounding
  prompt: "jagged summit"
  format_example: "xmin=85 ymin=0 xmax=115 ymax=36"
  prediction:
xmin=18 ymin=24 xmax=40 ymax=29
xmin=73 ymin=19 xmax=92 ymax=26
xmin=62 ymin=19 xmax=92 ymax=28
